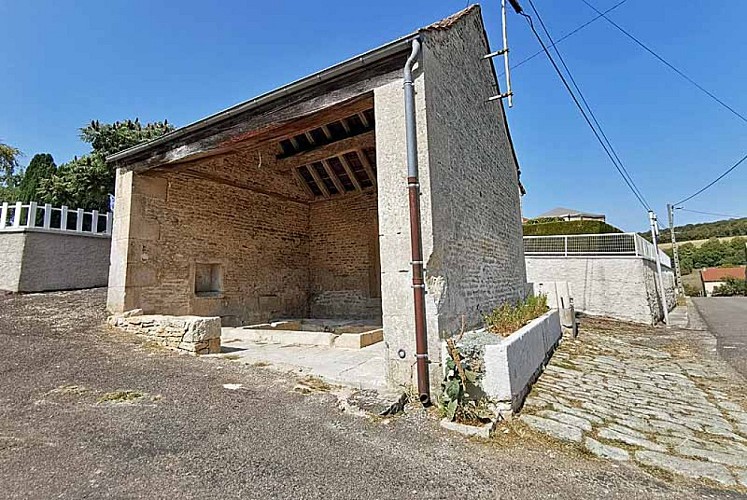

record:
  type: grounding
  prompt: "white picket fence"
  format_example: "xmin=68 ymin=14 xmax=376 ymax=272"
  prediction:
xmin=0 ymin=202 xmax=112 ymax=236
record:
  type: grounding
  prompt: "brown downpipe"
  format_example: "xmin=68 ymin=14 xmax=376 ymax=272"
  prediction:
xmin=403 ymin=37 xmax=431 ymax=406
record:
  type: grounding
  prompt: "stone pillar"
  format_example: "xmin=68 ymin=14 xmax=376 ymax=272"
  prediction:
xmin=375 ymin=75 xmax=442 ymax=393
xmin=106 ymin=169 xmax=165 ymax=313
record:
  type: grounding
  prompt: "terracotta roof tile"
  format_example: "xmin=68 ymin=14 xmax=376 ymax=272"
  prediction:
xmin=421 ymin=5 xmax=480 ymax=32
xmin=700 ymin=266 xmax=746 ymax=282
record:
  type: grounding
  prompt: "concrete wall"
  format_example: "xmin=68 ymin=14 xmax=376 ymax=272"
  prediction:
xmin=526 ymin=257 xmax=676 ymax=324
xmin=0 ymin=229 xmax=110 ymax=292
xmin=0 ymin=232 xmax=26 ymax=291
xmin=376 ymin=7 xmax=527 ymax=390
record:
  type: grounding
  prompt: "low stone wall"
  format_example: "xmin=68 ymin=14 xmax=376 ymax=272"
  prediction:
xmin=0 ymin=229 xmax=110 ymax=292
xmin=454 ymin=310 xmax=562 ymax=412
xmin=526 ymin=257 xmax=676 ymax=325
xmin=109 ymin=311 xmax=221 ymax=354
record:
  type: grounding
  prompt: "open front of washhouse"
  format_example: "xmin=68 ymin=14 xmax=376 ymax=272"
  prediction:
xmin=106 ymin=5 xmax=528 ymax=394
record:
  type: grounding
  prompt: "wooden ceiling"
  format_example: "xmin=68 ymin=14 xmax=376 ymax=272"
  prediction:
xmin=274 ymin=106 xmax=378 ymax=200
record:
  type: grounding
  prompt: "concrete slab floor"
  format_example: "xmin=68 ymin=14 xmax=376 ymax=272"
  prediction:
xmin=214 ymin=333 xmax=387 ymax=391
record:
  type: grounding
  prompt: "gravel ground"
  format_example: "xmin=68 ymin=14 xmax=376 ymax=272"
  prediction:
xmin=0 ymin=289 xmax=738 ymax=499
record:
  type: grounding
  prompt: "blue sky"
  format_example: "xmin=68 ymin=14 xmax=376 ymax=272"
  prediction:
xmin=1 ymin=0 xmax=745 ymax=231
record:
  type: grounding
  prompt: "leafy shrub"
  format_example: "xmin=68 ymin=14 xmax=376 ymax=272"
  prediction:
xmin=439 ymin=341 xmax=491 ymax=424
xmin=523 ymin=220 xmax=622 ymax=236
xmin=683 ymin=283 xmax=703 ymax=297
xmin=485 ymin=294 xmax=549 ymax=336
xmin=713 ymin=277 xmax=747 ymax=297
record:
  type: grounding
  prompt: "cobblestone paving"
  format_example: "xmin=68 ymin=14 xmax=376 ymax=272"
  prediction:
xmin=521 ymin=317 xmax=747 ymax=491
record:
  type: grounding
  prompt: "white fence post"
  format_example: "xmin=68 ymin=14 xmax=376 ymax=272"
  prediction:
xmin=0 ymin=202 xmax=7 ymax=229
xmin=13 ymin=202 xmax=23 ymax=227
xmin=76 ymin=208 xmax=84 ymax=232
xmin=91 ymin=210 xmax=99 ymax=234
xmin=61 ymin=206 xmax=69 ymax=231
xmin=564 ymin=236 xmax=568 ymax=257
xmin=28 ymin=202 xmax=37 ymax=228
xmin=43 ymin=203 xmax=52 ymax=229
xmin=105 ymin=212 xmax=113 ymax=235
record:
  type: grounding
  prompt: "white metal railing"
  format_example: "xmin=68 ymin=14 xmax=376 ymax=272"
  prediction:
xmin=524 ymin=232 xmax=671 ymax=268
xmin=0 ymin=202 xmax=112 ymax=236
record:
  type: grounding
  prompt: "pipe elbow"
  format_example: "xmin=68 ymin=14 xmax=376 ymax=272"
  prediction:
xmin=403 ymin=37 xmax=421 ymax=84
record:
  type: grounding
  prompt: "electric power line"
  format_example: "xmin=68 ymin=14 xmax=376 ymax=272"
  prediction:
xmin=500 ymin=0 xmax=628 ymax=75
xmin=580 ymin=0 xmax=747 ymax=125
xmin=525 ymin=0 xmax=651 ymax=211
xmin=674 ymin=152 xmax=747 ymax=205
xmin=677 ymin=208 xmax=746 ymax=219
xmin=517 ymin=3 xmax=652 ymax=212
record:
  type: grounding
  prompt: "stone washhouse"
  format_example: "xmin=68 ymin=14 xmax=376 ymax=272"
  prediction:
xmin=106 ymin=5 xmax=528 ymax=391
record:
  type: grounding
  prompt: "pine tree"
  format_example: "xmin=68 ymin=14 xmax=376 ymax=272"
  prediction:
xmin=18 ymin=153 xmax=56 ymax=202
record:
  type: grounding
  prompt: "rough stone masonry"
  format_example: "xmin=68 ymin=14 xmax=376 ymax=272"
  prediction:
xmin=108 ymin=311 xmax=221 ymax=355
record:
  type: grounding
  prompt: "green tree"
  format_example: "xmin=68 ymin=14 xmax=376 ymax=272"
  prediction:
xmin=712 ymin=277 xmax=747 ymax=297
xmin=17 ymin=153 xmax=56 ymax=202
xmin=0 ymin=142 xmax=22 ymax=201
xmin=38 ymin=119 xmax=173 ymax=211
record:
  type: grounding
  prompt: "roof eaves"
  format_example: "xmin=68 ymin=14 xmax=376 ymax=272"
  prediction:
xmin=107 ymin=31 xmax=417 ymax=164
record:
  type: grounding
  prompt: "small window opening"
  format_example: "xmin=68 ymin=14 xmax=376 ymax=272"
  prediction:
xmin=195 ymin=263 xmax=223 ymax=297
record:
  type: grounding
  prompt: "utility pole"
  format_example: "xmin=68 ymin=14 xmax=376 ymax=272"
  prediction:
xmin=649 ymin=211 xmax=670 ymax=325
xmin=668 ymin=204 xmax=685 ymax=296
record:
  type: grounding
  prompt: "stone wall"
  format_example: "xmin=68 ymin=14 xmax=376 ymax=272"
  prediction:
xmin=107 ymin=143 xmax=312 ymax=325
xmin=422 ymin=6 xmax=527 ymax=335
xmin=526 ymin=257 xmax=676 ymax=324
xmin=0 ymin=229 xmax=110 ymax=293
xmin=108 ymin=311 xmax=221 ymax=354
xmin=107 ymin=139 xmax=385 ymax=325
xmin=309 ymin=190 xmax=381 ymax=319
xmin=375 ymin=7 xmax=528 ymax=391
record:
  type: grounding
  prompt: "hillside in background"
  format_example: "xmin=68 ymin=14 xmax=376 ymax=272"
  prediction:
xmin=647 ymin=217 xmax=747 ymax=243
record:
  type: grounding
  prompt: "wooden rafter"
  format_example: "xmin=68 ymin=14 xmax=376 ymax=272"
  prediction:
xmin=322 ymin=159 xmax=346 ymax=194
xmin=357 ymin=149 xmax=376 ymax=185
xmin=306 ymin=163 xmax=330 ymax=198
xmin=339 ymin=154 xmax=362 ymax=191
xmin=292 ymin=167 xmax=316 ymax=199
xmin=275 ymin=131 xmax=374 ymax=172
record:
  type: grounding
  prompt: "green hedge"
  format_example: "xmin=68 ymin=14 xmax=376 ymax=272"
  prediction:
xmin=523 ymin=220 xmax=622 ymax=236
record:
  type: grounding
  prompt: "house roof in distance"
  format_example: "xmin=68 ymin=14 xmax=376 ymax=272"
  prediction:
xmin=535 ymin=207 xmax=605 ymax=219
xmin=700 ymin=266 xmax=746 ymax=283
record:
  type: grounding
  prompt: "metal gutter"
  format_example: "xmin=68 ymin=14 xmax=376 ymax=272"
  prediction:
xmin=107 ymin=32 xmax=417 ymax=164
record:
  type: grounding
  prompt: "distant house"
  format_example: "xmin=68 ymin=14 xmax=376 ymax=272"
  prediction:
xmin=534 ymin=207 xmax=606 ymax=222
xmin=700 ymin=266 xmax=747 ymax=296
